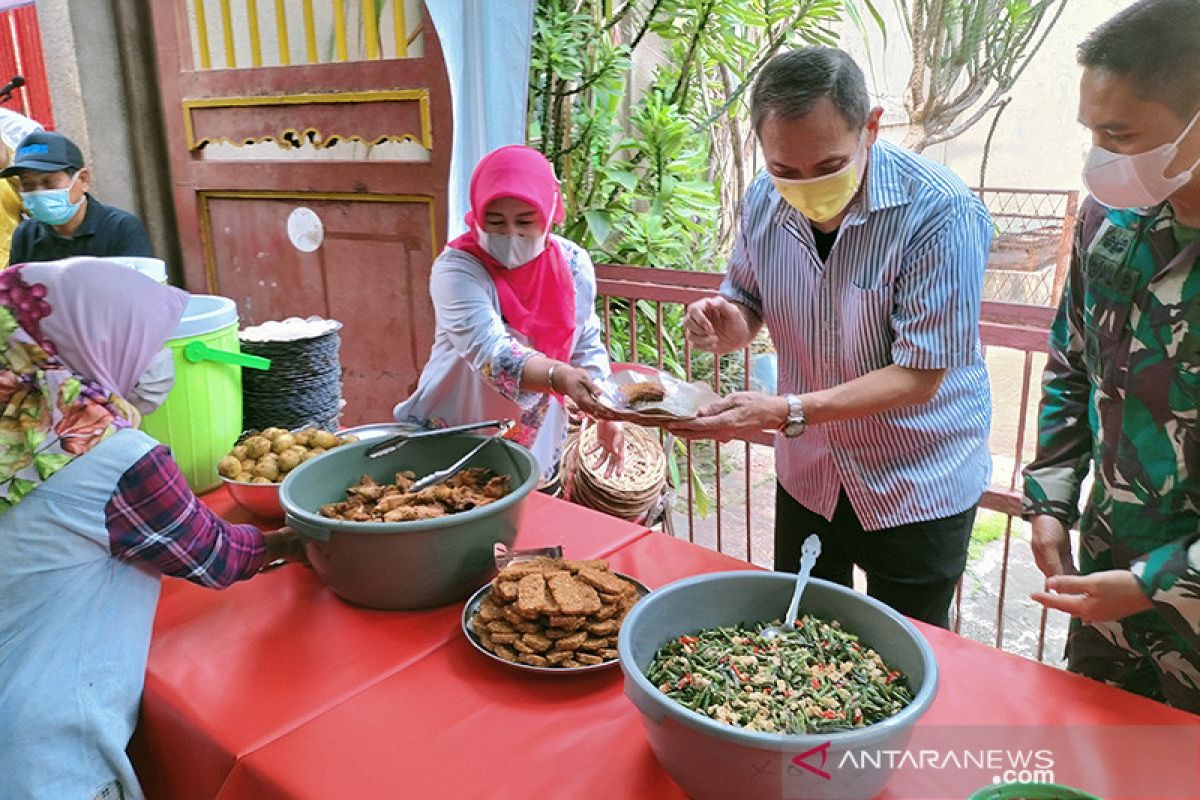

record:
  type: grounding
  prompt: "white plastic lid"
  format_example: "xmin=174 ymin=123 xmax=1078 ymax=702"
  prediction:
xmin=100 ymin=256 xmax=168 ymax=284
xmin=172 ymin=294 xmax=238 ymax=339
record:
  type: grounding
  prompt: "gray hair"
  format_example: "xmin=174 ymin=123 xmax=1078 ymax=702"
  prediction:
xmin=1078 ymin=0 xmax=1200 ymax=119
xmin=750 ymin=47 xmax=871 ymax=134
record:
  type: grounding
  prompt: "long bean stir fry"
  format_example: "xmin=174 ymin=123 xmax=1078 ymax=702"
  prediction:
xmin=647 ymin=617 xmax=913 ymax=734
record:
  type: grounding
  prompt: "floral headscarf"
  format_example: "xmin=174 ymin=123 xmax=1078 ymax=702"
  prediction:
xmin=0 ymin=258 xmax=188 ymax=512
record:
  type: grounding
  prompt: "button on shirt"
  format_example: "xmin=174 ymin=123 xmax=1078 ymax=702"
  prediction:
xmin=9 ymin=193 xmax=153 ymax=264
xmin=722 ymin=139 xmax=993 ymax=530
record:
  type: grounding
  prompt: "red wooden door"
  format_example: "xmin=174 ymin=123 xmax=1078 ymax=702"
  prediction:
xmin=150 ymin=0 xmax=451 ymax=426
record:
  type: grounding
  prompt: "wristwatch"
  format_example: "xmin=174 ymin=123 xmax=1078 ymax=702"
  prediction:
xmin=780 ymin=394 xmax=807 ymax=438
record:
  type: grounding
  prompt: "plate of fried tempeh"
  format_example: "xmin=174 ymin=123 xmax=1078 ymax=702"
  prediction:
xmin=462 ymin=557 xmax=649 ymax=674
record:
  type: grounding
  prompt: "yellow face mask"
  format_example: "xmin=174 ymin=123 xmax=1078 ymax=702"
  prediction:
xmin=771 ymin=139 xmax=867 ymax=224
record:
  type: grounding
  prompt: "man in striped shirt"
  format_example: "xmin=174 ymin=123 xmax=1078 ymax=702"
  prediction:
xmin=673 ymin=47 xmax=992 ymax=628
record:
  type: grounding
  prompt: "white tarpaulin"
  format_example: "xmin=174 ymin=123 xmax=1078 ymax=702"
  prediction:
xmin=426 ymin=0 xmax=536 ymax=240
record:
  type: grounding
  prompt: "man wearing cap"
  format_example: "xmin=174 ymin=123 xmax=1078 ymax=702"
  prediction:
xmin=3 ymin=131 xmax=152 ymax=264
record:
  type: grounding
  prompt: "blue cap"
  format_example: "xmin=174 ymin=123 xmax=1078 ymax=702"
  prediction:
xmin=1 ymin=131 xmax=85 ymax=176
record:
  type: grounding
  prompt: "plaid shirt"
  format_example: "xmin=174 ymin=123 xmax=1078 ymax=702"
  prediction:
xmin=105 ymin=445 xmax=266 ymax=587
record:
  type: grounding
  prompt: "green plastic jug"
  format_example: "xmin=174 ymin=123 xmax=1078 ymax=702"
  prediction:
xmin=141 ymin=295 xmax=270 ymax=493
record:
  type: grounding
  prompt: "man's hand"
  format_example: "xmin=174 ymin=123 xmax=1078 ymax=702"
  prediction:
xmin=665 ymin=392 xmax=787 ymax=443
xmin=1031 ymin=570 xmax=1153 ymax=624
xmin=1030 ymin=514 xmax=1075 ymax=578
xmin=684 ymin=297 xmax=757 ymax=354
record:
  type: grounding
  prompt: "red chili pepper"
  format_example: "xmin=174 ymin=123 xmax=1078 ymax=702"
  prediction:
xmin=821 ymin=710 xmax=838 ymax=719
xmin=730 ymin=663 xmax=747 ymax=682
xmin=886 ymin=670 xmax=900 ymax=684
xmin=811 ymin=677 xmax=821 ymax=690
xmin=675 ymin=674 xmax=693 ymax=689
xmin=679 ymin=635 xmax=698 ymax=646
xmin=762 ymin=687 xmax=772 ymax=695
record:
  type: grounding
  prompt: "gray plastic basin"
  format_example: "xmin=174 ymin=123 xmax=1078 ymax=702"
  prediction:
xmin=279 ymin=433 xmax=538 ymax=610
xmin=618 ymin=570 xmax=938 ymax=800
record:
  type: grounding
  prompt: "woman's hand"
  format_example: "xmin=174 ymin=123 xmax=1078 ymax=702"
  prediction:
xmin=554 ymin=364 xmax=608 ymax=418
xmin=586 ymin=419 xmax=624 ymax=477
xmin=261 ymin=526 xmax=309 ymax=569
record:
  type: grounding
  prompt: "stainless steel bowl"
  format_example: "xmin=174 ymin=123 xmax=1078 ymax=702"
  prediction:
xmin=461 ymin=573 xmax=650 ymax=675
xmin=220 ymin=476 xmax=284 ymax=520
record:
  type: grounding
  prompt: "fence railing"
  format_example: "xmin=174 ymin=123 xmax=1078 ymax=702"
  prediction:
xmin=593 ymin=263 xmax=1063 ymax=663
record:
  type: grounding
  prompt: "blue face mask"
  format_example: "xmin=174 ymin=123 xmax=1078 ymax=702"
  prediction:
xmin=21 ymin=172 xmax=83 ymax=226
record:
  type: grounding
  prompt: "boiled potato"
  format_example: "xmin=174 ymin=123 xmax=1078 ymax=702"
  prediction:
xmin=261 ymin=427 xmax=287 ymax=440
xmin=271 ymin=433 xmax=297 ymax=454
xmin=243 ymin=435 xmax=271 ymax=459
xmin=252 ymin=459 xmax=280 ymax=481
xmin=293 ymin=430 xmax=313 ymax=447
xmin=278 ymin=450 xmax=303 ymax=473
xmin=251 ymin=476 xmax=273 ymax=484
xmin=218 ymin=455 xmax=241 ymax=479
xmin=312 ymin=430 xmax=340 ymax=449
xmin=240 ymin=458 xmax=256 ymax=473
xmin=231 ymin=445 xmax=249 ymax=461
xmin=340 ymin=434 xmax=359 ymax=444
xmin=234 ymin=472 xmax=254 ymax=483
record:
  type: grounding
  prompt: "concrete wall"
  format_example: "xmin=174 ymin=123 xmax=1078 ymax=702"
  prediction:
xmin=841 ymin=0 xmax=1128 ymax=192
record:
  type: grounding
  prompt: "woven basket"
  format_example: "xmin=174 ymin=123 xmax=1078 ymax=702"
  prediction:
xmin=563 ymin=423 xmax=666 ymax=521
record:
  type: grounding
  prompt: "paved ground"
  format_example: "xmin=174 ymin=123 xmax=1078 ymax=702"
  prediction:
xmin=660 ymin=345 xmax=1074 ymax=666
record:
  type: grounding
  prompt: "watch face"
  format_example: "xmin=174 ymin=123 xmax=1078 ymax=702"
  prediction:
xmin=783 ymin=421 xmax=805 ymax=438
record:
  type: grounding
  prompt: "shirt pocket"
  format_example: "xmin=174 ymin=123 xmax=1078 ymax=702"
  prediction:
xmin=840 ymin=284 xmax=895 ymax=373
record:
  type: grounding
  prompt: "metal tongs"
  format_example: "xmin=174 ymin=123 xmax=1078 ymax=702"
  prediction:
xmin=407 ymin=419 xmax=516 ymax=493
xmin=366 ymin=418 xmax=513 ymax=460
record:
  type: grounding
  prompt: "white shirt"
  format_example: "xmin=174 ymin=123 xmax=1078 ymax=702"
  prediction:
xmin=394 ymin=235 xmax=611 ymax=479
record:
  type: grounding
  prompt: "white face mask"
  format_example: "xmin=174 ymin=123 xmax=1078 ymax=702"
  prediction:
xmin=1083 ymin=109 xmax=1200 ymax=209
xmin=477 ymin=224 xmax=550 ymax=269
xmin=127 ymin=348 xmax=176 ymax=416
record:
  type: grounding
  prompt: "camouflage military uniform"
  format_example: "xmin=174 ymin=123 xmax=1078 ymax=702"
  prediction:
xmin=1024 ymin=196 xmax=1200 ymax=712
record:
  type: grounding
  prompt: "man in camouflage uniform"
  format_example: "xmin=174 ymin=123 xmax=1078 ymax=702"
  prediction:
xmin=1024 ymin=0 xmax=1200 ymax=712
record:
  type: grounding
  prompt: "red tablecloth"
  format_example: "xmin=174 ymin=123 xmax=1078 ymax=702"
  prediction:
xmin=131 ymin=491 xmax=1200 ymax=800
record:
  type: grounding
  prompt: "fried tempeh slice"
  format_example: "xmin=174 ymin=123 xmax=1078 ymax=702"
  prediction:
xmin=599 ymin=648 xmax=619 ymax=661
xmin=492 ymin=581 xmax=519 ymax=604
xmin=577 ymin=566 xmax=630 ymax=595
xmin=619 ymin=381 xmax=666 ymax=404
xmin=547 ymin=614 xmax=587 ymax=631
xmin=522 ymin=633 xmax=554 ymax=653
xmin=493 ymin=644 xmax=519 ymax=662
xmin=575 ymin=653 xmax=604 ymax=666
xmin=586 ymin=620 xmax=618 ymax=637
xmin=517 ymin=573 xmax=553 ymax=618
xmin=512 ymin=638 xmax=535 ymax=655
xmin=547 ymin=573 xmax=602 ymax=616
xmin=545 ymin=650 xmax=573 ymax=665
xmin=579 ymin=637 xmax=609 ymax=652
xmin=518 ymin=653 xmax=550 ymax=668
xmin=477 ymin=598 xmax=504 ymax=622
xmin=554 ymin=631 xmax=589 ymax=651
xmin=497 ymin=558 xmax=563 ymax=581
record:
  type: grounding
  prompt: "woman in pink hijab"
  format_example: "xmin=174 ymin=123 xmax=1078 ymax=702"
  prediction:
xmin=0 ymin=258 xmax=302 ymax=800
xmin=395 ymin=145 xmax=623 ymax=485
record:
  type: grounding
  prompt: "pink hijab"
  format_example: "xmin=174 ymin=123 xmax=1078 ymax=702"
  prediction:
xmin=447 ymin=145 xmax=576 ymax=362
xmin=0 ymin=258 xmax=188 ymax=509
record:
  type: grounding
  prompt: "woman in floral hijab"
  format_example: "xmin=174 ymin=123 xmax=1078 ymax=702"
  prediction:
xmin=0 ymin=258 xmax=300 ymax=800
